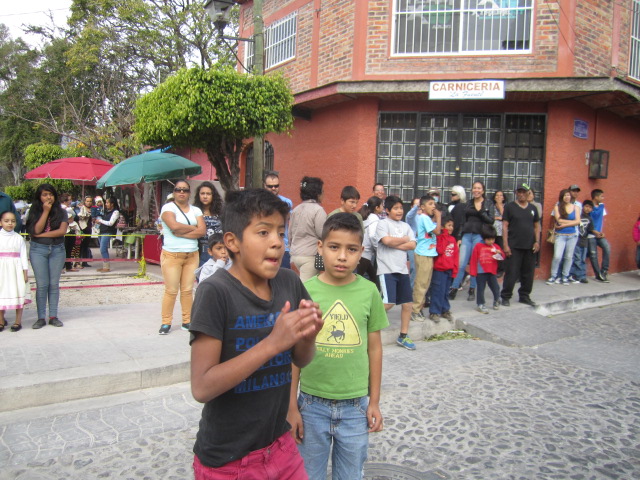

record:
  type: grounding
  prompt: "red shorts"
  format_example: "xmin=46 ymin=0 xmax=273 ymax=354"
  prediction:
xmin=193 ymin=432 xmax=307 ymax=480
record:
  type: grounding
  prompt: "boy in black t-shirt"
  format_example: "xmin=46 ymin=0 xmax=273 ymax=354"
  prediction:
xmin=500 ymin=184 xmax=540 ymax=307
xmin=189 ymin=189 xmax=323 ymax=479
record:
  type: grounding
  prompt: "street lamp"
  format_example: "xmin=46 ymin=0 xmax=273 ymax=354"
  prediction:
xmin=203 ymin=0 xmax=266 ymax=189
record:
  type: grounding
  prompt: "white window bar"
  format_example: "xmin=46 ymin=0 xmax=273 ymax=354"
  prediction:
xmin=246 ymin=11 xmax=297 ymax=71
xmin=393 ymin=0 xmax=533 ymax=55
xmin=631 ymin=0 xmax=640 ymax=81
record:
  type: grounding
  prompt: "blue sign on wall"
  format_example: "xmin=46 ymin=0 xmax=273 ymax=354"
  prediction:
xmin=574 ymin=120 xmax=589 ymax=139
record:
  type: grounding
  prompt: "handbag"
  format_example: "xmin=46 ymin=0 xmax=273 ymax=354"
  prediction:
xmin=314 ymin=253 xmax=325 ymax=271
xmin=546 ymin=228 xmax=556 ymax=244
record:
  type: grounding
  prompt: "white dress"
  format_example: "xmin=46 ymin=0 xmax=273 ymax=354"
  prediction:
xmin=0 ymin=229 xmax=31 ymax=310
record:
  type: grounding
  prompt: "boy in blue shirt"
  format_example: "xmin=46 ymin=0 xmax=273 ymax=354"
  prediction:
xmin=588 ymin=189 xmax=611 ymax=281
xmin=189 ymin=189 xmax=323 ymax=479
xmin=288 ymin=213 xmax=388 ymax=480
xmin=410 ymin=195 xmax=441 ymax=322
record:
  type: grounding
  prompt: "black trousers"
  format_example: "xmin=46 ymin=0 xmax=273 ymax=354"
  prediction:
xmin=500 ymin=247 xmax=535 ymax=300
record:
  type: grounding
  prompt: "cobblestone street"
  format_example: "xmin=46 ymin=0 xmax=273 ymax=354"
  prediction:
xmin=1 ymin=300 xmax=639 ymax=480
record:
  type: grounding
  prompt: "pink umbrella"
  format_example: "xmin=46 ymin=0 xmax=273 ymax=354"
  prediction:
xmin=25 ymin=157 xmax=114 ymax=196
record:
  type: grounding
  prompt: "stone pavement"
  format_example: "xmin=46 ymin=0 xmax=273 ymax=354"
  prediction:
xmin=0 ymin=299 xmax=639 ymax=479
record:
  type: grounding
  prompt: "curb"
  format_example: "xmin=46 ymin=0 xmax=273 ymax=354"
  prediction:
xmin=0 ymin=356 xmax=190 ymax=413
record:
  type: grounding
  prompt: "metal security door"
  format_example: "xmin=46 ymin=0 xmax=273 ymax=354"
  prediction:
xmin=377 ymin=112 xmax=546 ymax=201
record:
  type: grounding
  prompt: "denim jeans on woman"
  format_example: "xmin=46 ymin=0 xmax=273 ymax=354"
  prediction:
xmin=451 ymin=233 xmax=482 ymax=289
xmin=29 ymin=242 xmax=66 ymax=319
xmin=297 ymin=392 xmax=369 ymax=480
xmin=160 ymin=250 xmax=199 ymax=325
xmin=550 ymin=234 xmax=578 ymax=280
xmin=99 ymin=235 xmax=111 ymax=260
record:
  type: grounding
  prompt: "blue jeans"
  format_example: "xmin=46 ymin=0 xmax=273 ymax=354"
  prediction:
xmin=588 ymin=237 xmax=610 ymax=275
xmin=29 ymin=242 xmax=66 ymax=319
xmin=476 ymin=272 xmax=500 ymax=306
xmin=451 ymin=233 xmax=481 ymax=289
xmin=99 ymin=235 xmax=111 ymax=260
xmin=408 ymin=249 xmax=416 ymax=287
xmin=429 ymin=269 xmax=452 ymax=315
xmin=570 ymin=244 xmax=588 ymax=280
xmin=550 ymin=234 xmax=578 ymax=280
xmin=297 ymin=392 xmax=369 ymax=480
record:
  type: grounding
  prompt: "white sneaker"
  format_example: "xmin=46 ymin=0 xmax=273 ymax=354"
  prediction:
xmin=546 ymin=277 xmax=557 ymax=285
xmin=476 ymin=305 xmax=489 ymax=314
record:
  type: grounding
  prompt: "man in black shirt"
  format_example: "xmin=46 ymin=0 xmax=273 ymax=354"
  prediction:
xmin=500 ymin=183 xmax=540 ymax=307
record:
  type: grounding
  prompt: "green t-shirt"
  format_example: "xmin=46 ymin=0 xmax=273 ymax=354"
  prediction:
xmin=301 ymin=275 xmax=389 ymax=399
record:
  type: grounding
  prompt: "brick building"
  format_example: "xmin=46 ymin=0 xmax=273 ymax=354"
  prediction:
xmin=231 ymin=0 xmax=640 ymax=275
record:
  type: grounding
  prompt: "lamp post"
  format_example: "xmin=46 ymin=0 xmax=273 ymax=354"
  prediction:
xmin=204 ymin=0 xmax=265 ymax=189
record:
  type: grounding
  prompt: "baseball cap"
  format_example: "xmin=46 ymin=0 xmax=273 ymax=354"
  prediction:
xmin=516 ymin=183 xmax=530 ymax=191
xmin=569 ymin=184 xmax=580 ymax=191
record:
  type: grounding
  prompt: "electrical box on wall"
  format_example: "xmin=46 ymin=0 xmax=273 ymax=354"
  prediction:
xmin=588 ymin=150 xmax=609 ymax=179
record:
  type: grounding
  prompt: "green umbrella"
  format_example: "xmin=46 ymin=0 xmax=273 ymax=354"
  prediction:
xmin=96 ymin=152 xmax=202 ymax=188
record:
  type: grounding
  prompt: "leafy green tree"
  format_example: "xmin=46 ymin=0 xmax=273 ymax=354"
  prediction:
xmin=134 ymin=67 xmax=294 ymax=191
xmin=0 ymin=25 xmax=58 ymax=185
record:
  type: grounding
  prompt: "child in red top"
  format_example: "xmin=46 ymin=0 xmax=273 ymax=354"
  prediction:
xmin=428 ymin=217 xmax=459 ymax=323
xmin=470 ymin=224 xmax=505 ymax=314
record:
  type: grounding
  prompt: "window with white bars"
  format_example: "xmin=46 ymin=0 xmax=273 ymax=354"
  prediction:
xmin=393 ymin=0 xmax=534 ymax=55
xmin=246 ymin=12 xmax=297 ymax=71
xmin=631 ymin=0 xmax=640 ymax=81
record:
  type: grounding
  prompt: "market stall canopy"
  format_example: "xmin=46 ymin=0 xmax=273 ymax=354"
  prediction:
xmin=24 ymin=157 xmax=114 ymax=183
xmin=96 ymin=152 xmax=202 ymax=188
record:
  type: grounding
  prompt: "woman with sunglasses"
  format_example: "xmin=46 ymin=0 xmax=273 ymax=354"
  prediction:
xmin=158 ymin=180 xmax=205 ymax=335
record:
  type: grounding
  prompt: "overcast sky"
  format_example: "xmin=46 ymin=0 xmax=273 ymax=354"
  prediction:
xmin=1 ymin=0 xmax=73 ymax=45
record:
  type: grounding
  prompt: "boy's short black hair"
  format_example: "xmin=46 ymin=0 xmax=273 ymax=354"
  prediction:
xmin=591 ymin=189 xmax=603 ymax=199
xmin=420 ymin=195 xmax=435 ymax=205
xmin=222 ymin=189 xmax=290 ymax=242
xmin=441 ymin=215 xmax=454 ymax=227
xmin=481 ymin=224 xmax=497 ymax=240
xmin=321 ymin=212 xmax=364 ymax=243
xmin=384 ymin=195 xmax=403 ymax=211
xmin=207 ymin=233 xmax=224 ymax=249
xmin=340 ymin=186 xmax=360 ymax=201
xmin=582 ymin=199 xmax=594 ymax=208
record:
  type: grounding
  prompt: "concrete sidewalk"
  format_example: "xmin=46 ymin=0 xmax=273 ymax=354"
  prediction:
xmin=1 ymin=267 xmax=638 ymax=413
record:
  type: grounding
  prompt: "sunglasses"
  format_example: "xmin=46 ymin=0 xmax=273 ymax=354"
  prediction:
xmin=450 ymin=192 xmax=458 ymax=196
xmin=174 ymin=188 xmax=191 ymax=193
xmin=265 ymin=184 xmax=279 ymax=189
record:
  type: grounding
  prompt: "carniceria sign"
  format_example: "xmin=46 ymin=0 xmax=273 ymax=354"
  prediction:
xmin=430 ymin=80 xmax=505 ymax=100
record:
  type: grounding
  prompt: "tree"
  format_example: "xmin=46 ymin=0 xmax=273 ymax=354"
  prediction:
xmin=134 ymin=67 xmax=294 ymax=191
xmin=0 ymin=25 xmax=58 ymax=185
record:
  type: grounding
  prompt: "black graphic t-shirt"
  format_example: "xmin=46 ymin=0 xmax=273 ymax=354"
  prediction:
xmin=189 ymin=268 xmax=310 ymax=468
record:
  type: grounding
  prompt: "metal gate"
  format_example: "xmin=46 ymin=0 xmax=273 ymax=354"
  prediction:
xmin=377 ymin=112 xmax=546 ymax=201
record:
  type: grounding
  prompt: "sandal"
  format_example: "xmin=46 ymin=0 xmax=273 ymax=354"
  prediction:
xmin=10 ymin=323 xmax=22 ymax=332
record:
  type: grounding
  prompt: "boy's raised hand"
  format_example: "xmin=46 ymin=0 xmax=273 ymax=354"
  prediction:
xmin=268 ymin=300 xmax=323 ymax=353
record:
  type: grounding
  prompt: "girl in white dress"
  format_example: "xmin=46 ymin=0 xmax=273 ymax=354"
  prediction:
xmin=0 ymin=211 xmax=30 ymax=332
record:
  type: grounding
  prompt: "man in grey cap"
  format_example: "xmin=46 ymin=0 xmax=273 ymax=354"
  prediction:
xmin=569 ymin=185 xmax=582 ymax=208
xmin=500 ymin=183 xmax=540 ymax=307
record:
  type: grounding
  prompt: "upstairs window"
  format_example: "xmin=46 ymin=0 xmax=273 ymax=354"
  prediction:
xmin=631 ymin=0 xmax=640 ymax=81
xmin=393 ymin=0 xmax=534 ymax=55
xmin=247 ymin=11 xmax=297 ymax=70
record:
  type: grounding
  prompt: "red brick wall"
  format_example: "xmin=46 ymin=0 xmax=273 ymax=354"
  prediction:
xmin=573 ymin=0 xmax=614 ymax=77
xmin=242 ymin=0 xmax=639 ymax=93
xmin=264 ymin=97 xmax=380 ymax=212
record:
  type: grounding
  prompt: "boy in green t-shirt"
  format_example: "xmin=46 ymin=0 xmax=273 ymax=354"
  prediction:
xmin=288 ymin=212 xmax=389 ymax=480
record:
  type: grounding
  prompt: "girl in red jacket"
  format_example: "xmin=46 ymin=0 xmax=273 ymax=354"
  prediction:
xmin=428 ymin=217 xmax=459 ymax=322
xmin=470 ymin=224 xmax=505 ymax=314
